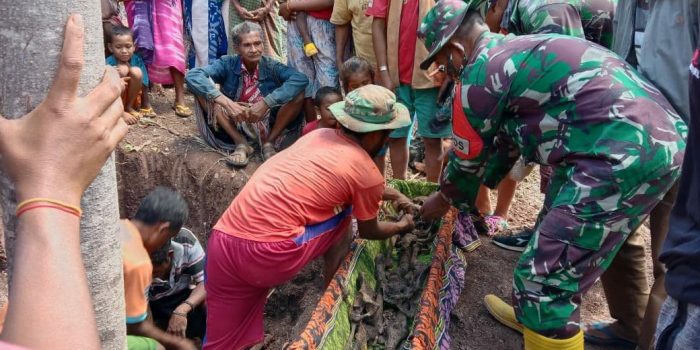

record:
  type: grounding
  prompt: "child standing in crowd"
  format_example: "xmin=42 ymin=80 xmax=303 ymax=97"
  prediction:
xmin=340 ymin=57 xmax=374 ymax=93
xmin=124 ymin=0 xmax=193 ymax=118
xmin=106 ymin=25 xmax=155 ymax=125
xmin=302 ymin=87 xmax=342 ymax=135
xmin=368 ymin=0 xmax=449 ymax=181
xmin=279 ymin=0 xmax=339 ymax=123
xmin=331 ymin=0 xmax=377 ymax=71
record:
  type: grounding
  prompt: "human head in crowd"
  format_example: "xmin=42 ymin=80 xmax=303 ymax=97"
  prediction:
xmin=231 ymin=21 xmax=265 ymax=66
xmin=134 ymin=187 xmax=190 ymax=252
xmin=330 ymin=85 xmax=411 ymax=158
xmin=420 ymin=10 xmax=488 ymax=79
xmin=314 ymin=87 xmax=343 ymax=129
xmin=341 ymin=57 xmax=375 ymax=93
xmin=149 ymin=239 xmax=173 ymax=279
xmin=108 ymin=25 xmax=136 ymax=64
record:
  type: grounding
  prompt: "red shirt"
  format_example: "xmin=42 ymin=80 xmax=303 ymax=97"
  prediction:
xmin=308 ymin=8 xmax=333 ymax=20
xmin=302 ymin=119 xmax=320 ymax=136
xmin=366 ymin=0 xmax=419 ymax=85
xmin=214 ymin=128 xmax=385 ymax=242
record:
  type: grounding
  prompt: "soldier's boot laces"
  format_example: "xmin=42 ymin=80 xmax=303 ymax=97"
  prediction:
xmin=524 ymin=328 xmax=584 ymax=350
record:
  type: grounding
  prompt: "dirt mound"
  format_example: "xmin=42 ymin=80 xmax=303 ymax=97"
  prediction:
xmin=263 ymin=259 xmax=326 ymax=349
xmin=116 ymin=91 xmax=259 ymax=243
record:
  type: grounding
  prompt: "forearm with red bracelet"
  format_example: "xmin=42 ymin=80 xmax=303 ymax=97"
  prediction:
xmin=15 ymin=198 xmax=82 ymax=218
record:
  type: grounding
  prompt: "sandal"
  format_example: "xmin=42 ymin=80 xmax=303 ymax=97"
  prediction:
xmin=484 ymin=215 xmax=508 ymax=236
xmin=582 ymin=321 xmax=637 ymax=349
xmin=139 ymin=107 xmax=157 ymax=118
xmin=173 ymin=103 xmax=193 ymax=118
xmin=225 ymin=144 xmax=253 ymax=168
xmin=262 ymin=142 xmax=277 ymax=161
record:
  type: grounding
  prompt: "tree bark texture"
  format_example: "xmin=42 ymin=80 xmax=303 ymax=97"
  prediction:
xmin=0 ymin=2 xmax=126 ymax=349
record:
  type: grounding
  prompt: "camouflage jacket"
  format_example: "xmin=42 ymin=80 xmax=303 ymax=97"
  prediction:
xmin=440 ymin=32 xmax=687 ymax=209
xmin=504 ymin=0 xmax=617 ymax=48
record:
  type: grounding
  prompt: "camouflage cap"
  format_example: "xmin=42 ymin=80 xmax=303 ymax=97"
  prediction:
xmin=418 ymin=0 xmax=486 ymax=70
xmin=329 ymin=85 xmax=411 ymax=133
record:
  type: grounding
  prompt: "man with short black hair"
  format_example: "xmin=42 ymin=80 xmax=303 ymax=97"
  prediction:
xmin=149 ymin=228 xmax=206 ymax=341
xmin=120 ymin=187 xmax=195 ymax=350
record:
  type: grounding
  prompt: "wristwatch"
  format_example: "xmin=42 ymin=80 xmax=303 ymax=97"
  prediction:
xmin=379 ymin=65 xmax=388 ymax=72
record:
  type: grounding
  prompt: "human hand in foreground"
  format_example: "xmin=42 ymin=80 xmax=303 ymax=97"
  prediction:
xmin=0 ymin=14 xmax=127 ymax=205
xmin=419 ymin=192 xmax=451 ymax=222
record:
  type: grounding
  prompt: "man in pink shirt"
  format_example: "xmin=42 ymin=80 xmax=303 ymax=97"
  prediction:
xmin=203 ymin=85 xmax=416 ymax=350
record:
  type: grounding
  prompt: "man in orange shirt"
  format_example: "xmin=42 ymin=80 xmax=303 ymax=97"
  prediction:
xmin=120 ymin=187 xmax=196 ymax=350
xmin=203 ymin=85 xmax=416 ymax=350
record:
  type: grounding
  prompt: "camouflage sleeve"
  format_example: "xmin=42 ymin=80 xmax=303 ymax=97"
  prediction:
xmin=512 ymin=2 xmax=585 ymax=39
xmin=440 ymin=133 xmax=519 ymax=210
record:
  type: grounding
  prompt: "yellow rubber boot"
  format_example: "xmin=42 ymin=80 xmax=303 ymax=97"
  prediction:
xmin=523 ymin=328 xmax=584 ymax=350
xmin=483 ymin=294 xmax=523 ymax=333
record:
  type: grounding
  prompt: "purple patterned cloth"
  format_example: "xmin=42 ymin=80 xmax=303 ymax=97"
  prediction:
xmin=452 ymin=210 xmax=481 ymax=250
xmin=125 ymin=0 xmax=155 ymax=64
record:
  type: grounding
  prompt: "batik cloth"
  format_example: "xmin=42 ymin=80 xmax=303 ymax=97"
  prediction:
xmin=287 ymin=16 xmax=340 ymax=98
xmin=183 ymin=0 xmax=228 ymax=68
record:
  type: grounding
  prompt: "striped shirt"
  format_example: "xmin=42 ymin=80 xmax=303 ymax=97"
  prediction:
xmin=149 ymin=228 xmax=205 ymax=301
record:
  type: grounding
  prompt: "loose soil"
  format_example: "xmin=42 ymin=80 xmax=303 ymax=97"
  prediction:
xmin=115 ymin=89 xmax=655 ymax=349
xmin=0 ymin=87 xmax=653 ymax=348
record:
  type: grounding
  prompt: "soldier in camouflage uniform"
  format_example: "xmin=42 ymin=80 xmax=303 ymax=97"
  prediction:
xmin=486 ymin=0 xmax=617 ymax=48
xmin=416 ymin=1 xmax=686 ymax=349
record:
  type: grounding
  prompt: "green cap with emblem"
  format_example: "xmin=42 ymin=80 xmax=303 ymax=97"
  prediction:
xmin=418 ymin=0 xmax=486 ymax=70
xmin=329 ymin=85 xmax=411 ymax=133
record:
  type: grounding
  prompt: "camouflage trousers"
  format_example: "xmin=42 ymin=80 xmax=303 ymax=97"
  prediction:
xmin=512 ymin=164 xmax=681 ymax=338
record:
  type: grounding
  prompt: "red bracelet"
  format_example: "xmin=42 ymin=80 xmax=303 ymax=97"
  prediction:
xmin=16 ymin=203 xmax=81 ymax=218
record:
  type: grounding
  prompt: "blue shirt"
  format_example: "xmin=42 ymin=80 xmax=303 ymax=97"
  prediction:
xmin=185 ymin=55 xmax=308 ymax=109
xmin=106 ymin=53 xmax=149 ymax=86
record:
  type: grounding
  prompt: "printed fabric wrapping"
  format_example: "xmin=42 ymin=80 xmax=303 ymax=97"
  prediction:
xmin=287 ymin=180 xmax=467 ymax=349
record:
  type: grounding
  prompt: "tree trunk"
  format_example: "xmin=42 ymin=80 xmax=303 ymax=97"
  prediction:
xmin=0 ymin=2 xmax=126 ymax=349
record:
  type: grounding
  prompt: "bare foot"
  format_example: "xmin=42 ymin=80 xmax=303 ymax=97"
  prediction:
xmin=122 ymin=111 xmax=139 ymax=125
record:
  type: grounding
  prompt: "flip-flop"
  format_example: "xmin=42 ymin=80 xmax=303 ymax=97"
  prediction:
xmin=225 ymin=144 xmax=253 ymax=168
xmin=262 ymin=142 xmax=277 ymax=161
xmin=173 ymin=103 xmax=193 ymax=118
xmin=139 ymin=107 xmax=157 ymax=118
xmin=582 ymin=321 xmax=637 ymax=349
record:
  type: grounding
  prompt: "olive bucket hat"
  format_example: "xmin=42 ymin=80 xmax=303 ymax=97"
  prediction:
xmin=329 ymin=85 xmax=411 ymax=133
xmin=418 ymin=0 xmax=488 ymax=70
